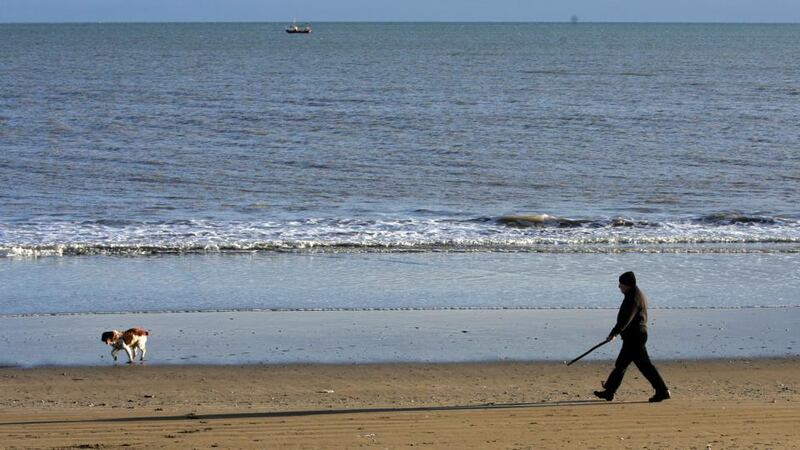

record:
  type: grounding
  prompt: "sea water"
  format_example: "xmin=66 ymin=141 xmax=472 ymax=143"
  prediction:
xmin=2 ymin=23 xmax=799 ymax=258
xmin=1 ymin=23 xmax=798 ymax=363
xmin=0 ymin=252 xmax=798 ymax=315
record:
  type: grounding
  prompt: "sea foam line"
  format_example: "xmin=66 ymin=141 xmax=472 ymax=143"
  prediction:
xmin=2 ymin=241 xmax=800 ymax=257
xmin=2 ymin=304 xmax=798 ymax=319
xmin=2 ymin=214 xmax=799 ymax=257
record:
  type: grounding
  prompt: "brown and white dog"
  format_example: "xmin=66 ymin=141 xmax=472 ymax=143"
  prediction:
xmin=101 ymin=328 xmax=149 ymax=363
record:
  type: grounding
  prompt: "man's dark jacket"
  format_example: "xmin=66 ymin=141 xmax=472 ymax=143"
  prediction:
xmin=610 ymin=288 xmax=648 ymax=340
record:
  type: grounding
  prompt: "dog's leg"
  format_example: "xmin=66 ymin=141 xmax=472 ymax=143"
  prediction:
xmin=124 ymin=344 xmax=134 ymax=364
xmin=140 ymin=343 xmax=146 ymax=361
xmin=111 ymin=347 xmax=119 ymax=361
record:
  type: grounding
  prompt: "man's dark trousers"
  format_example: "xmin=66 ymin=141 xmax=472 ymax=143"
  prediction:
xmin=603 ymin=333 xmax=668 ymax=394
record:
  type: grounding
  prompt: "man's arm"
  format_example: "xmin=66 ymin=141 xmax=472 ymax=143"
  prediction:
xmin=607 ymin=296 xmax=637 ymax=340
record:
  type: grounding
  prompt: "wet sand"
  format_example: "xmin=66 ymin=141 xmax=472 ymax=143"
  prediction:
xmin=2 ymin=307 xmax=798 ymax=366
xmin=1 ymin=359 xmax=798 ymax=449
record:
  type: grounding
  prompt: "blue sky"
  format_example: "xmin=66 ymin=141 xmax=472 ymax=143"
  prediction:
xmin=2 ymin=0 xmax=799 ymax=23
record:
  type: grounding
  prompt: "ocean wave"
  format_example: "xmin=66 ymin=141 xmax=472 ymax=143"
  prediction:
xmin=491 ymin=214 xmax=646 ymax=228
xmin=491 ymin=213 xmax=793 ymax=228
xmin=2 ymin=213 xmax=799 ymax=257
xmin=697 ymin=212 xmax=780 ymax=225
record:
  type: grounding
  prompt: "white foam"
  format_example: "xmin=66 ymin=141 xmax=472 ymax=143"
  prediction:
xmin=1 ymin=216 xmax=799 ymax=257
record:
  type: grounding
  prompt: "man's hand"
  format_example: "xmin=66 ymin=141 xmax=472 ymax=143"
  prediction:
xmin=605 ymin=334 xmax=616 ymax=343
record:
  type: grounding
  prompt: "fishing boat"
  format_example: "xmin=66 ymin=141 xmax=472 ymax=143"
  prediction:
xmin=286 ymin=22 xmax=312 ymax=34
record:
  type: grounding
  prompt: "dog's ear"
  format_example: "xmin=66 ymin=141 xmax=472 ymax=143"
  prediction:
xmin=101 ymin=331 xmax=114 ymax=343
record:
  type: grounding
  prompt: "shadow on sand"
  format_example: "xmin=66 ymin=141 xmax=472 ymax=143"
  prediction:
xmin=0 ymin=399 xmax=650 ymax=427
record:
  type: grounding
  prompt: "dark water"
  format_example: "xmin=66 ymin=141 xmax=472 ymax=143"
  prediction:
xmin=2 ymin=23 xmax=799 ymax=256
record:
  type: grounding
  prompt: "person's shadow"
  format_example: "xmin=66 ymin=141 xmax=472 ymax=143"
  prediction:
xmin=0 ymin=399 xmax=649 ymax=427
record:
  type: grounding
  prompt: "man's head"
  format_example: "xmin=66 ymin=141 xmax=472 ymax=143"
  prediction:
xmin=618 ymin=271 xmax=636 ymax=293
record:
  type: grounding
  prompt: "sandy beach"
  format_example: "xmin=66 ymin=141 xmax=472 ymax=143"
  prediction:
xmin=1 ymin=359 xmax=797 ymax=449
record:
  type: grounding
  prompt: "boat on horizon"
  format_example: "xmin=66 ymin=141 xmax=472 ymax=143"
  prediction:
xmin=286 ymin=22 xmax=312 ymax=34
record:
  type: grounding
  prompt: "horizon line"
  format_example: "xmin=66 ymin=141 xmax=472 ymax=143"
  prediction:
xmin=2 ymin=20 xmax=800 ymax=25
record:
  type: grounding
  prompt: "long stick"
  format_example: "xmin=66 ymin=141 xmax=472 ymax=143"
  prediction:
xmin=566 ymin=340 xmax=608 ymax=366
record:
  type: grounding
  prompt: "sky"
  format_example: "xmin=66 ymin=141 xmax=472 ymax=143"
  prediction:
xmin=1 ymin=0 xmax=799 ymax=23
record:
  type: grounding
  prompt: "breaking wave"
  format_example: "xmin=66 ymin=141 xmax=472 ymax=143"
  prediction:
xmin=2 ymin=213 xmax=799 ymax=257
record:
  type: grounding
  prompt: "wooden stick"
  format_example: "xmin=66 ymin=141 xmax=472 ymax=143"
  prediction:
xmin=566 ymin=340 xmax=608 ymax=366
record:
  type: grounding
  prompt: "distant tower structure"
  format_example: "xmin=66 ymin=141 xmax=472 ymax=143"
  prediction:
xmin=570 ymin=15 xmax=579 ymax=24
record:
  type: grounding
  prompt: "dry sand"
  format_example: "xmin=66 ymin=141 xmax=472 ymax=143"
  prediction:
xmin=1 ymin=359 xmax=798 ymax=449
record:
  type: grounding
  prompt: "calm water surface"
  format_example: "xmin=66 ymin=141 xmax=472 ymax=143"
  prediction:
xmin=1 ymin=23 xmax=798 ymax=314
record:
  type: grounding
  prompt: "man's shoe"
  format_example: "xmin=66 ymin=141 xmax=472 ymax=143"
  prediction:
xmin=649 ymin=390 xmax=671 ymax=403
xmin=593 ymin=390 xmax=614 ymax=401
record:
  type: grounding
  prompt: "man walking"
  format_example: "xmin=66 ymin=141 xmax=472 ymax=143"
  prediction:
xmin=594 ymin=271 xmax=671 ymax=402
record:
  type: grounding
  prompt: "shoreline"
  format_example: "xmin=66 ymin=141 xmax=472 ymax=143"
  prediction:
xmin=1 ymin=359 xmax=797 ymax=448
xmin=3 ymin=304 xmax=800 ymax=318
xmin=0 ymin=354 xmax=797 ymax=370
xmin=4 ymin=252 xmax=799 ymax=314
xmin=3 ymin=308 xmax=797 ymax=367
